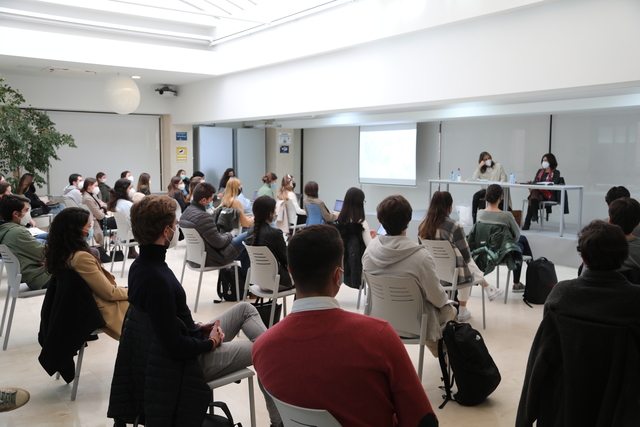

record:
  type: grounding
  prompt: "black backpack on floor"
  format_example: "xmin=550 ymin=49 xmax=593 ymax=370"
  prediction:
xmin=438 ymin=321 xmax=501 ymax=408
xmin=524 ymin=257 xmax=557 ymax=306
xmin=215 ymin=267 xmax=245 ymax=302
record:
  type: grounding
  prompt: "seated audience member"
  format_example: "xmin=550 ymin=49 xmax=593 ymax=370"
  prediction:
xmin=257 ymin=172 xmax=277 ymax=199
xmin=277 ymin=174 xmax=306 ymax=225
xmin=132 ymin=173 xmax=151 ymax=204
xmin=81 ymin=178 xmax=106 ymax=246
xmin=218 ymin=177 xmax=254 ymax=228
xmin=218 ymin=168 xmax=235 ymax=193
xmin=477 ymin=184 xmax=533 ymax=293
xmin=245 ymin=196 xmax=292 ymax=291
xmin=16 ymin=173 xmax=58 ymax=216
xmin=96 ymin=172 xmax=111 ymax=204
xmin=0 ymin=195 xmax=49 ymax=290
xmin=192 ymin=170 xmax=205 ymax=181
xmin=303 ymin=181 xmax=338 ymax=223
xmin=108 ymin=195 xmax=281 ymax=426
xmin=0 ymin=181 xmax=12 ymax=198
xmin=120 ymin=171 xmax=132 ymax=181
xmin=179 ymin=182 xmax=249 ymax=273
xmin=62 ymin=173 xmax=83 ymax=206
xmin=184 ymin=176 xmax=203 ymax=208
xmin=362 ymin=195 xmax=457 ymax=356
xmin=44 ymin=208 xmax=128 ymax=339
xmin=605 ymin=185 xmax=640 ymax=237
xmin=418 ymin=191 xmax=503 ymax=322
xmin=253 ymin=224 xmax=439 ymax=427
xmin=517 ymin=220 xmax=640 ymax=426
xmin=107 ymin=178 xmax=137 ymax=258
xmin=608 ymin=197 xmax=640 ymax=271
xmin=176 ymin=169 xmax=190 ymax=194
xmin=167 ymin=176 xmax=186 ymax=213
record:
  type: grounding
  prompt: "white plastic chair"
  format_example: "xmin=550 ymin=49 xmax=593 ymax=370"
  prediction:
xmin=55 ymin=329 xmax=102 ymax=400
xmin=421 ymin=240 xmax=486 ymax=329
xmin=110 ymin=211 xmax=138 ymax=278
xmin=265 ymin=388 xmax=342 ymax=427
xmin=496 ymin=255 xmax=533 ymax=304
xmin=32 ymin=214 xmax=53 ymax=232
xmin=207 ymin=368 xmax=256 ymax=427
xmin=285 ymin=199 xmax=305 ymax=236
xmin=243 ymin=244 xmax=296 ymax=327
xmin=62 ymin=196 xmax=79 ymax=208
xmin=362 ymin=272 xmax=428 ymax=381
xmin=179 ymin=228 xmax=241 ymax=313
xmin=0 ymin=244 xmax=47 ymax=351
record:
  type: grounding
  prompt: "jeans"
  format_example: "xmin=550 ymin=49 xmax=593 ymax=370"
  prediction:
xmin=231 ymin=232 xmax=250 ymax=275
xmin=198 ymin=302 xmax=281 ymax=426
xmin=35 ymin=233 xmax=48 ymax=243
xmin=514 ymin=235 xmax=533 ymax=283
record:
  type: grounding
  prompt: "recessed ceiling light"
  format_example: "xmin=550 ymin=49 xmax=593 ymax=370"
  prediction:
xmin=132 ymin=75 xmax=141 ymax=79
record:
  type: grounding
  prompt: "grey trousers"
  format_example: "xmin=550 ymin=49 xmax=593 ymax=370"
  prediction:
xmin=198 ymin=302 xmax=281 ymax=427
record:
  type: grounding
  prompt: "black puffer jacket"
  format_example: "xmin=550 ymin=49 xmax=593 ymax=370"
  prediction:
xmin=107 ymin=306 xmax=210 ymax=427
xmin=335 ymin=222 xmax=366 ymax=289
xmin=179 ymin=202 xmax=238 ymax=267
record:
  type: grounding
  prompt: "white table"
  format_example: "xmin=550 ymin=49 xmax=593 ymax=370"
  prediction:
xmin=428 ymin=180 xmax=584 ymax=237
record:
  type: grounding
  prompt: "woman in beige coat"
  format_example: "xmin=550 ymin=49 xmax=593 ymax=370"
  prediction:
xmin=44 ymin=208 xmax=128 ymax=340
xmin=81 ymin=177 xmax=106 ymax=247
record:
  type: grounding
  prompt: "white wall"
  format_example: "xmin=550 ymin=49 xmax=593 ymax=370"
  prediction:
xmin=173 ymin=0 xmax=640 ymax=125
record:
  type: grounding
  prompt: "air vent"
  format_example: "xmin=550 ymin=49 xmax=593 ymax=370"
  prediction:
xmin=42 ymin=67 xmax=98 ymax=76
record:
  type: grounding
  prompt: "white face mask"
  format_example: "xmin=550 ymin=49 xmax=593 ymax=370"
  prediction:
xmin=485 ymin=159 xmax=492 ymax=167
xmin=128 ymin=188 xmax=136 ymax=199
xmin=541 ymin=161 xmax=550 ymax=169
xmin=100 ymin=178 xmax=107 ymax=184
xmin=166 ymin=226 xmax=179 ymax=248
xmin=76 ymin=180 xmax=83 ymax=188
xmin=92 ymin=186 xmax=100 ymax=195
xmin=178 ymin=183 xmax=186 ymax=191
xmin=20 ymin=210 xmax=31 ymax=226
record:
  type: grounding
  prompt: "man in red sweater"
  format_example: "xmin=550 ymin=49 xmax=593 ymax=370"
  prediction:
xmin=252 ymin=224 xmax=438 ymax=427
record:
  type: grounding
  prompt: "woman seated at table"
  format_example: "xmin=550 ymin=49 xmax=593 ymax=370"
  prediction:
xmin=303 ymin=181 xmax=337 ymax=223
xmin=245 ymin=196 xmax=292 ymax=291
xmin=418 ymin=191 xmax=503 ymax=321
xmin=522 ymin=153 xmax=562 ymax=230
xmin=478 ymin=184 xmax=533 ymax=292
xmin=471 ymin=151 xmax=508 ymax=223
xmin=44 ymin=208 xmax=129 ymax=340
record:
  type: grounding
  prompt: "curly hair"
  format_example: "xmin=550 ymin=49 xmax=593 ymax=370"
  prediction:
xmin=107 ymin=178 xmax=132 ymax=212
xmin=44 ymin=208 xmax=91 ymax=276
xmin=130 ymin=195 xmax=176 ymax=245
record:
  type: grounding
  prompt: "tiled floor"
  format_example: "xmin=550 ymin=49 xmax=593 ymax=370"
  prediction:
xmin=0 ymin=243 xmax=578 ymax=426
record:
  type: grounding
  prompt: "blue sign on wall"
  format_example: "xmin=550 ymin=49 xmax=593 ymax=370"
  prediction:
xmin=280 ymin=145 xmax=290 ymax=154
xmin=176 ymin=132 xmax=188 ymax=141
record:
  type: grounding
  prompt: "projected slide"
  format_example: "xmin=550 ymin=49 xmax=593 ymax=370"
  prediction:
xmin=359 ymin=123 xmax=417 ymax=186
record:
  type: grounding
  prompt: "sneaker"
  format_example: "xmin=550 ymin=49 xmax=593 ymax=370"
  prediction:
xmin=0 ymin=388 xmax=30 ymax=412
xmin=512 ymin=282 xmax=525 ymax=293
xmin=485 ymin=285 xmax=504 ymax=302
xmin=457 ymin=306 xmax=472 ymax=322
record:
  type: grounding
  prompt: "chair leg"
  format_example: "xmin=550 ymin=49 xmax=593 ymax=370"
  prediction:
xmin=417 ymin=343 xmax=425 ymax=382
xmin=248 ymin=375 xmax=256 ymax=427
xmin=180 ymin=251 xmax=187 ymax=285
xmin=356 ymin=281 xmax=364 ymax=310
xmin=233 ymin=264 xmax=240 ymax=303
xmin=71 ymin=341 xmax=87 ymax=401
xmin=481 ymin=285 xmax=486 ymax=330
xmin=242 ymin=268 xmax=251 ymax=301
xmin=268 ymin=300 xmax=276 ymax=328
xmin=110 ymin=242 xmax=117 ymax=273
xmin=2 ymin=297 xmax=17 ymax=350
xmin=194 ymin=270 xmax=204 ymax=313
xmin=505 ymin=270 xmax=511 ymax=304
xmin=120 ymin=246 xmax=129 ymax=279
xmin=0 ymin=288 xmax=10 ymax=337
xmin=496 ymin=265 xmax=500 ymax=289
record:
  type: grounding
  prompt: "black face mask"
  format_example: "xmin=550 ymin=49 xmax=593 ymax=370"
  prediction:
xmin=238 ymin=188 xmax=243 ymax=195
xmin=291 ymin=182 xmax=296 ymax=190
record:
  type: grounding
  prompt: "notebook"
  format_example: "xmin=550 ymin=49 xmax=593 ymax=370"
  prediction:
xmin=333 ymin=200 xmax=344 ymax=212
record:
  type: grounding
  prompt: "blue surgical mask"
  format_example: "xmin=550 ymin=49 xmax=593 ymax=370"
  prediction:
xmin=270 ymin=183 xmax=276 ymax=188
xmin=207 ymin=202 xmax=214 ymax=210
xmin=84 ymin=227 xmax=94 ymax=242
xmin=180 ymin=174 xmax=187 ymax=180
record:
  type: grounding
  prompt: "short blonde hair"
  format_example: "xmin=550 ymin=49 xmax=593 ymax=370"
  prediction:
xmin=130 ymin=195 xmax=176 ymax=245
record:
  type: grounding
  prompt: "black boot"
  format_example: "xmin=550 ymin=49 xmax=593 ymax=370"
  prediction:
xmin=523 ymin=208 xmax=533 ymax=230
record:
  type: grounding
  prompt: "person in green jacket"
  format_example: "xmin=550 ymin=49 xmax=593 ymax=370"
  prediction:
xmin=0 ymin=194 xmax=49 ymax=290
xmin=257 ymin=172 xmax=278 ymax=199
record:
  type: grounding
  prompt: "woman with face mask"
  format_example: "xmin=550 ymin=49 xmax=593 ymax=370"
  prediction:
xmin=81 ymin=177 xmax=107 ymax=246
xmin=167 ymin=176 xmax=187 ymax=213
xmin=44 ymin=207 xmax=129 ymax=340
xmin=522 ymin=153 xmax=562 ymax=230
xmin=96 ymin=172 xmax=111 ymax=204
xmin=257 ymin=172 xmax=278 ymax=199
xmin=176 ymin=169 xmax=190 ymax=195
xmin=218 ymin=177 xmax=254 ymax=228
xmin=471 ymin=151 xmax=508 ymax=224
xmin=107 ymin=178 xmax=139 ymax=258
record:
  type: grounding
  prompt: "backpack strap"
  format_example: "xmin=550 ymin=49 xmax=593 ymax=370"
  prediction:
xmin=437 ymin=338 xmax=455 ymax=409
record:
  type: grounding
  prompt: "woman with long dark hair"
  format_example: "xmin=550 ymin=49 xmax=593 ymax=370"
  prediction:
xmin=132 ymin=172 xmax=151 ymax=203
xmin=218 ymin=168 xmax=235 ymax=193
xmin=107 ymin=178 xmax=138 ymax=257
xmin=523 ymin=153 xmax=562 ymax=230
xmin=337 ymin=187 xmax=373 ymax=246
xmin=81 ymin=177 xmax=106 ymax=246
xmin=166 ymin=176 xmax=186 ymax=212
xmin=303 ymin=181 xmax=337 ymax=223
xmin=44 ymin=208 xmax=128 ymax=340
xmin=418 ymin=191 xmax=503 ymax=321
xmin=16 ymin=172 xmax=55 ymax=216
xmin=184 ymin=176 xmax=203 ymax=208
xmin=245 ymin=196 xmax=292 ymax=290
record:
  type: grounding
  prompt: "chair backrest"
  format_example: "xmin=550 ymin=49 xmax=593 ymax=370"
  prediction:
xmin=421 ymin=240 xmax=459 ymax=285
xmin=182 ymin=228 xmax=206 ymax=266
xmin=62 ymin=197 xmax=79 ymax=208
xmin=0 ymin=244 xmax=23 ymax=296
xmin=244 ymin=244 xmax=279 ymax=291
xmin=284 ymin=199 xmax=298 ymax=227
xmin=363 ymin=272 xmax=424 ymax=338
xmin=304 ymin=203 xmax=324 ymax=226
xmin=113 ymin=211 xmax=132 ymax=243
xmin=265 ymin=389 xmax=342 ymax=427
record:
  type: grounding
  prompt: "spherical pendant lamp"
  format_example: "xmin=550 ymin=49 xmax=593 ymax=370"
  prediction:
xmin=104 ymin=75 xmax=140 ymax=114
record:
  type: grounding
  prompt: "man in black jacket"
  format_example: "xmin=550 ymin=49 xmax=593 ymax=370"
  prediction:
xmin=179 ymin=182 xmax=249 ymax=272
xmin=517 ymin=220 xmax=640 ymax=427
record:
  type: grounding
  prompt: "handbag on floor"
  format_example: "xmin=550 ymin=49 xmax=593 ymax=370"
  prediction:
xmin=438 ymin=321 xmax=501 ymax=408
xmin=252 ymin=297 xmax=282 ymax=328
xmin=202 ymin=401 xmax=241 ymax=427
